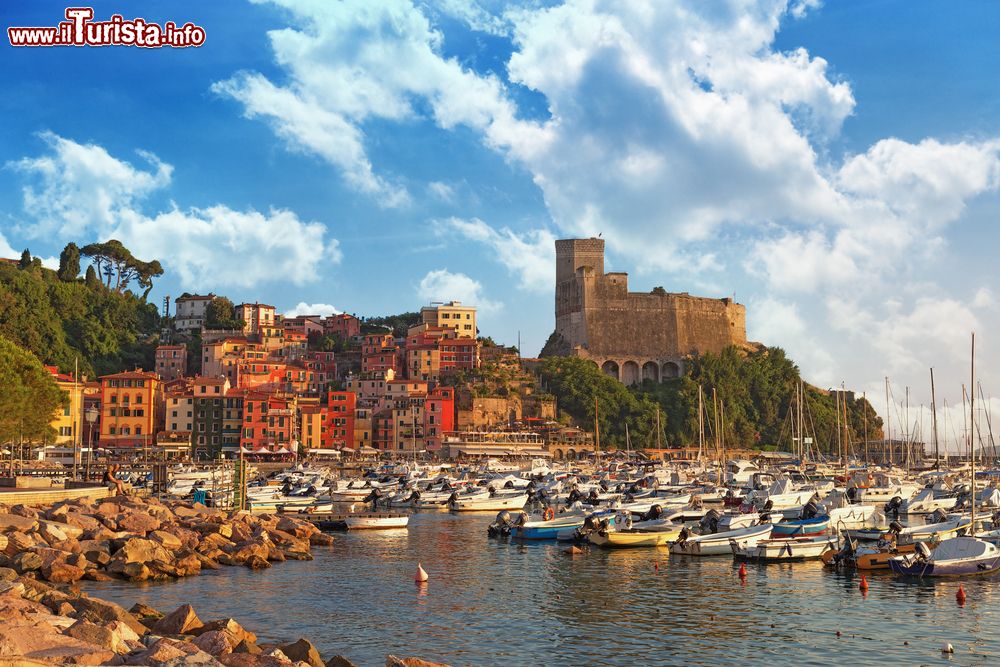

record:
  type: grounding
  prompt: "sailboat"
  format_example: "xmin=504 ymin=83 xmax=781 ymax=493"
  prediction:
xmin=890 ymin=333 xmax=1000 ymax=577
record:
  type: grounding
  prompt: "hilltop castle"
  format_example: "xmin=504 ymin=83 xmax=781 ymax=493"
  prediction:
xmin=547 ymin=238 xmax=748 ymax=384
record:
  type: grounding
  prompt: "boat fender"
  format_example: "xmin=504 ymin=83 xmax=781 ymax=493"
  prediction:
xmin=543 ymin=507 xmax=555 ymax=521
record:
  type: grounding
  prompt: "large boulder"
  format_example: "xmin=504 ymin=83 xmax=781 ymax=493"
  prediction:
xmin=152 ymin=604 xmax=204 ymax=636
xmin=70 ymin=596 xmax=148 ymax=636
xmin=150 ymin=530 xmax=183 ymax=550
xmin=125 ymin=637 xmax=223 ymax=666
xmin=118 ymin=511 xmax=162 ymax=534
xmin=385 ymin=657 xmax=453 ymax=667
xmin=279 ymin=638 xmax=324 ymax=667
xmin=192 ymin=619 xmax=256 ymax=646
xmin=326 ymin=657 xmax=359 ymax=667
xmin=113 ymin=538 xmax=173 ymax=565
xmin=12 ymin=551 xmax=43 ymax=574
xmin=63 ymin=512 xmax=103 ymax=532
xmin=42 ymin=561 xmax=85 ymax=584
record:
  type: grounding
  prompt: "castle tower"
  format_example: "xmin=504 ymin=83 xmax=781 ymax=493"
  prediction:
xmin=554 ymin=238 xmax=605 ymax=351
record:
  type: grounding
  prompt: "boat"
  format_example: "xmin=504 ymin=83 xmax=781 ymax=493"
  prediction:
xmin=770 ymin=515 xmax=829 ymax=537
xmin=589 ymin=528 xmax=681 ymax=548
xmin=889 ymin=536 xmax=1000 ymax=577
xmin=310 ymin=513 xmax=410 ymax=531
xmin=450 ymin=492 xmax=529 ymax=512
xmin=821 ymin=535 xmax=929 ymax=570
xmin=733 ymin=535 xmax=837 ymax=562
xmin=670 ymin=524 xmax=773 ymax=556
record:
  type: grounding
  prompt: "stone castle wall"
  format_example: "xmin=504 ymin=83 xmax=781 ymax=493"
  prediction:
xmin=553 ymin=238 xmax=748 ymax=384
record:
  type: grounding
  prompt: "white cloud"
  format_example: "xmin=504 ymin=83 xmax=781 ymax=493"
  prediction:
xmin=10 ymin=133 xmax=337 ymax=289
xmin=416 ymin=268 xmax=501 ymax=312
xmin=438 ymin=217 xmax=555 ymax=292
xmin=284 ymin=302 xmax=341 ymax=317
xmin=0 ymin=231 xmax=18 ymax=258
xmin=427 ymin=181 xmax=456 ymax=203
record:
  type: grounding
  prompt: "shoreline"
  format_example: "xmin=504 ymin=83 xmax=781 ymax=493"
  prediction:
xmin=0 ymin=495 xmax=448 ymax=667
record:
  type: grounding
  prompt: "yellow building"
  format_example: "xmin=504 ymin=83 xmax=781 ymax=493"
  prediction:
xmin=47 ymin=367 xmax=83 ymax=447
xmin=420 ymin=301 xmax=476 ymax=338
xmin=99 ymin=370 xmax=161 ymax=451
xmin=300 ymin=405 xmax=325 ymax=452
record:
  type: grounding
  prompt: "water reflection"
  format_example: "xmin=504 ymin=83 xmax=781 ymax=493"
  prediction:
xmin=81 ymin=512 xmax=1000 ymax=666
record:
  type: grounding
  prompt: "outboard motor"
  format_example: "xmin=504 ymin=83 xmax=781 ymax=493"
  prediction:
xmin=642 ymin=504 xmax=663 ymax=522
xmin=568 ymin=487 xmax=583 ymax=504
xmin=504 ymin=480 xmax=515 ymax=489
xmin=586 ymin=489 xmax=601 ymax=506
xmin=599 ymin=481 xmax=609 ymax=492
xmin=883 ymin=496 xmax=903 ymax=520
xmin=888 ymin=520 xmax=904 ymax=536
xmin=801 ymin=500 xmax=821 ymax=520
xmin=677 ymin=526 xmax=690 ymax=544
xmin=363 ymin=488 xmax=382 ymax=511
xmin=930 ymin=508 xmax=949 ymax=524
xmin=761 ymin=499 xmax=774 ymax=513
xmin=699 ymin=509 xmax=721 ymax=534
xmin=488 ymin=486 xmax=497 ymax=497
xmin=846 ymin=486 xmax=858 ymax=502
xmin=408 ymin=489 xmax=421 ymax=504
xmin=487 ymin=510 xmax=514 ymax=538
xmin=914 ymin=541 xmax=932 ymax=563
xmin=446 ymin=491 xmax=459 ymax=508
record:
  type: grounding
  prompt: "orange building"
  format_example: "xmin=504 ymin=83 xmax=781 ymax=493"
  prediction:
xmin=323 ymin=391 xmax=356 ymax=450
xmin=99 ymin=370 xmax=161 ymax=451
xmin=155 ymin=344 xmax=188 ymax=381
xmin=236 ymin=302 xmax=276 ymax=336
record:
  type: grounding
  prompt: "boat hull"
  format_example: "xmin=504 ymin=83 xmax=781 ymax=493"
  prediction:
xmin=771 ymin=517 xmax=829 ymax=537
xmin=589 ymin=529 xmax=681 ymax=548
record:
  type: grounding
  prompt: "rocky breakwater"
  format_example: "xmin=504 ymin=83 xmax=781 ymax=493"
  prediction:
xmin=0 ymin=575 xmax=452 ymax=666
xmin=0 ymin=495 xmax=335 ymax=584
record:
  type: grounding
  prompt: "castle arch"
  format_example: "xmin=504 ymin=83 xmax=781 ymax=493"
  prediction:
xmin=622 ymin=360 xmax=640 ymax=386
xmin=552 ymin=448 xmax=564 ymax=460
xmin=601 ymin=360 xmax=620 ymax=380
xmin=642 ymin=361 xmax=659 ymax=383
xmin=566 ymin=448 xmax=577 ymax=460
xmin=662 ymin=361 xmax=680 ymax=378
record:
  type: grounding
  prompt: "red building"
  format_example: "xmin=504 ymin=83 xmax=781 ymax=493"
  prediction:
xmin=155 ymin=344 xmax=188 ymax=381
xmin=424 ymin=386 xmax=455 ymax=452
xmin=323 ymin=391 xmax=356 ymax=450
xmin=362 ymin=333 xmax=402 ymax=375
xmin=240 ymin=392 xmax=295 ymax=455
xmin=324 ymin=314 xmax=361 ymax=340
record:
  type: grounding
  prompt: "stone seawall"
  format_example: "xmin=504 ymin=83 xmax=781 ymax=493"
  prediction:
xmin=0 ymin=495 xmax=450 ymax=667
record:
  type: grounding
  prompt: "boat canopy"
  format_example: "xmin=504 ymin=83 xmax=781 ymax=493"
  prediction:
xmin=931 ymin=537 xmax=994 ymax=562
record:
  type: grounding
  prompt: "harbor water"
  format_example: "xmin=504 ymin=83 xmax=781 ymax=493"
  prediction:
xmin=84 ymin=512 xmax=1000 ymax=666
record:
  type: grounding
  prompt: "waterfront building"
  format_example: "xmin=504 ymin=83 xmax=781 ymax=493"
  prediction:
xmin=324 ymin=391 xmax=356 ymax=450
xmin=46 ymin=366 xmax=83 ymax=448
xmin=98 ymin=370 xmax=161 ymax=452
xmin=420 ymin=301 xmax=476 ymax=338
xmin=283 ymin=315 xmax=325 ymax=338
xmin=442 ymin=431 xmax=550 ymax=459
xmin=241 ymin=392 xmax=295 ymax=455
xmin=174 ymin=293 xmax=215 ymax=332
xmin=163 ymin=384 xmax=194 ymax=450
xmin=324 ymin=313 xmax=361 ymax=341
xmin=423 ymin=386 xmax=455 ymax=452
xmin=299 ymin=404 xmax=327 ymax=452
xmin=192 ymin=376 xmax=230 ymax=459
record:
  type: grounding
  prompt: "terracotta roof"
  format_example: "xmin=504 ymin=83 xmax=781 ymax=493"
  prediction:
xmin=175 ymin=294 xmax=215 ymax=301
xmin=100 ymin=370 xmax=159 ymax=380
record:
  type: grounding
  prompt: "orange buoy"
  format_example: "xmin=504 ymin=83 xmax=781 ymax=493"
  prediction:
xmin=738 ymin=563 xmax=747 ymax=578
xmin=957 ymin=584 xmax=967 ymax=606
xmin=564 ymin=546 xmax=583 ymax=555
xmin=654 ymin=561 xmax=659 ymax=572
xmin=859 ymin=575 xmax=869 ymax=592
xmin=415 ymin=563 xmax=429 ymax=582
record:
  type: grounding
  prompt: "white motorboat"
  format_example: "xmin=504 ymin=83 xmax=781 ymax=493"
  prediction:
xmin=450 ymin=492 xmax=529 ymax=512
xmin=733 ymin=535 xmax=837 ymax=562
xmin=671 ymin=523 xmax=773 ymax=556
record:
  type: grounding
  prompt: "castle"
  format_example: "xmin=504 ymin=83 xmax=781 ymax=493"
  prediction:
xmin=550 ymin=238 xmax=748 ymax=384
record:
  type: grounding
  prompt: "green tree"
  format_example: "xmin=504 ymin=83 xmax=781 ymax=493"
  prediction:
xmin=0 ymin=335 xmax=66 ymax=445
xmin=204 ymin=296 xmax=243 ymax=330
xmin=84 ymin=265 xmax=100 ymax=288
xmin=80 ymin=239 xmax=162 ymax=297
xmin=18 ymin=249 xmax=31 ymax=270
xmin=57 ymin=243 xmax=81 ymax=282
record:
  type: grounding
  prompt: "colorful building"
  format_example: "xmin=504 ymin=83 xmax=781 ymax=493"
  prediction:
xmin=192 ymin=377 xmax=230 ymax=459
xmin=323 ymin=391 xmax=356 ymax=450
xmin=174 ymin=293 xmax=215 ymax=331
xmin=98 ymin=370 xmax=161 ymax=451
xmin=46 ymin=366 xmax=83 ymax=448
xmin=236 ymin=302 xmax=277 ymax=336
xmin=323 ymin=313 xmax=361 ymax=341
xmin=155 ymin=344 xmax=188 ymax=381
xmin=362 ymin=333 xmax=402 ymax=375
xmin=420 ymin=301 xmax=477 ymax=338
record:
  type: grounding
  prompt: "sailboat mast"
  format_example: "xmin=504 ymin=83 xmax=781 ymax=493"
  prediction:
xmin=697 ymin=386 xmax=704 ymax=463
xmin=930 ymin=368 xmax=940 ymax=471
xmin=884 ymin=377 xmax=891 ymax=465
xmin=835 ymin=387 xmax=842 ymax=465
xmin=594 ymin=397 xmax=600 ymax=458
xmin=971 ymin=333 xmax=976 ymax=530
xmin=862 ymin=391 xmax=869 ymax=466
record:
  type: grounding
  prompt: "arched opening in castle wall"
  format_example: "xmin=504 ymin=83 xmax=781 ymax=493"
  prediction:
xmin=601 ymin=360 xmax=619 ymax=380
xmin=566 ymin=448 xmax=577 ymax=460
xmin=642 ymin=361 xmax=659 ymax=383
xmin=552 ymin=448 xmax=564 ymax=460
xmin=662 ymin=361 xmax=680 ymax=378
xmin=622 ymin=360 xmax=640 ymax=386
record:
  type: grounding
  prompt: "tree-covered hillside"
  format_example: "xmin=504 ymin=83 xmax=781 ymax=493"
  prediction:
xmin=0 ymin=243 xmax=161 ymax=378
xmin=541 ymin=347 xmax=882 ymax=454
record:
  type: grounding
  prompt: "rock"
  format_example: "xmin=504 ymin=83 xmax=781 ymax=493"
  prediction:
xmin=233 ymin=640 xmax=262 ymax=655
xmin=150 ymin=530 xmax=184 ymax=550
xmin=42 ymin=561 xmax=85 ymax=584
xmin=221 ymin=655 xmax=294 ymax=667
xmin=113 ymin=537 xmax=173 ymax=565
xmin=84 ymin=549 xmax=111 ymax=567
xmin=70 ymin=596 xmax=148 ymax=636
xmin=244 ymin=555 xmax=271 ymax=570
xmin=118 ymin=511 xmax=162 ymax=534
xmin=6 ymin=531 xmax=39 ymax=555
xmin=326 ymin=657 xmax=359 ymax=667
xmin=0 ymin=512 xmax=39 ymax=531
xmin=174 ymin=553 xmax=203 ymax=577
xmin=125 ymin=637 xmax=223 ymax=666
xmin=64 ymin=619 xmax=118 ymax=652
xmin=198 ymin=522 xmax=234 ymax=539
xmin=192 ymin=619 xmax=256 ymax=646
xmin=0 ymin=567 xmax=17 ymax=582
xmin=279 ymin=638 xmax=324 ymax=667
xmin=193 ymin=630 xmax=237 ymax=656
xmin=12 ymin=551 xmax=44 ymax=573
xmin=37 ymin=520 xmax=68 ymax=543
xmin=153 ymin=604 xmax=204 ymax=636
xmin=121 ymin=562 xmax=151 ymax=582
xmin=129 ymin=601 xmax=164 ymax=624
xmin=309 ymin=534 xmax=334 ymax=546
xmin=64 ymin=512 xmax=103 ymax=532
xmin=84 ymin=569 xmax=115 ymax=582
xmin=385 ymin=657 xmax=453 ymax=667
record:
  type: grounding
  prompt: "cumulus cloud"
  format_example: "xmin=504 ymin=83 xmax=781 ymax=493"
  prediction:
xmin=437 ymin=217 xmax=555 ymax=292
xmin=9 ymin=133 xmax=337 ymax=289
xmin=416 ymin=268 xmax=501 ymax=312
xmin=284 ymin=302 xmax=341 ymax=317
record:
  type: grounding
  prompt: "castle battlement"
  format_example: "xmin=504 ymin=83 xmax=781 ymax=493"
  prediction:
xmin=552 ymin=238 xmax=747 ymax=384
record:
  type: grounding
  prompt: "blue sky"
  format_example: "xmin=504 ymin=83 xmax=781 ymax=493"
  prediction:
xmin=3 ymin=0 xmax=1000 ymax=450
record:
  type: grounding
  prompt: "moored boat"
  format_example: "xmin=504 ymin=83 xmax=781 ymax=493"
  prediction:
xmin=889 ymin=536 xmax=1000 ymax=577
xmin=670 ymin=523 xmax=773 ymax=556
xmin=733 ymin=535 xmax=836 ymax=562
xmin=770 ymin=515 xmax=829 ymax=537
xmin=589 ymin=528 xmax=681 ymax=548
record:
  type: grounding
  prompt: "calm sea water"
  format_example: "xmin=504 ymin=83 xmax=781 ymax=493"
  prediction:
xmin=83 ymin=512 xmax=1000 ymax=667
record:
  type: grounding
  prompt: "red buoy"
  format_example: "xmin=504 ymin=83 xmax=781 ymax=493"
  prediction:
xmin=859 ymin=575 xmax=869 ymax=592
xmin=415 ymin=563 xmax=429 ymax=582
xmin=654 ymin=561 xmax=659 ymax=572
xmin=738 ymin=563 xmax=747 ymax=578
xmin=957 ymin=584 xmax=967 ymax=606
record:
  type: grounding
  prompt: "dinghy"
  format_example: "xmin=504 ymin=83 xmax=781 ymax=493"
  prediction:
xmin=733 ymin=535 xmax=836 ymax=562
xmin=889 ymin=536 xmax=1000 ymax=577
xmin=670 ymin=523 xmax=773 ymax=556
xmin=589 ymin=528 xmax=681 ymax=548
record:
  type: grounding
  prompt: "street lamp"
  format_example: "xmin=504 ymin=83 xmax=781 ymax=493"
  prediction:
xmin=85 ymin=407 xmax=98 ymax=482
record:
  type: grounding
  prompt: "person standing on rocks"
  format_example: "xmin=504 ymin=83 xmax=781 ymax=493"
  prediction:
xmin=103 ymin=464 xmax=125 ymax=496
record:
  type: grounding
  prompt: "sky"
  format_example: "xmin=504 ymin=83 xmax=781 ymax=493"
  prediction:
xmin=3 ymin=0 xmax=1000 ymax=453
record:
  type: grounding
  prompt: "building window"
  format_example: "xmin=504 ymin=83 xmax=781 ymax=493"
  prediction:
xmin=135 ymin=426 xmax=142 ymax=435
